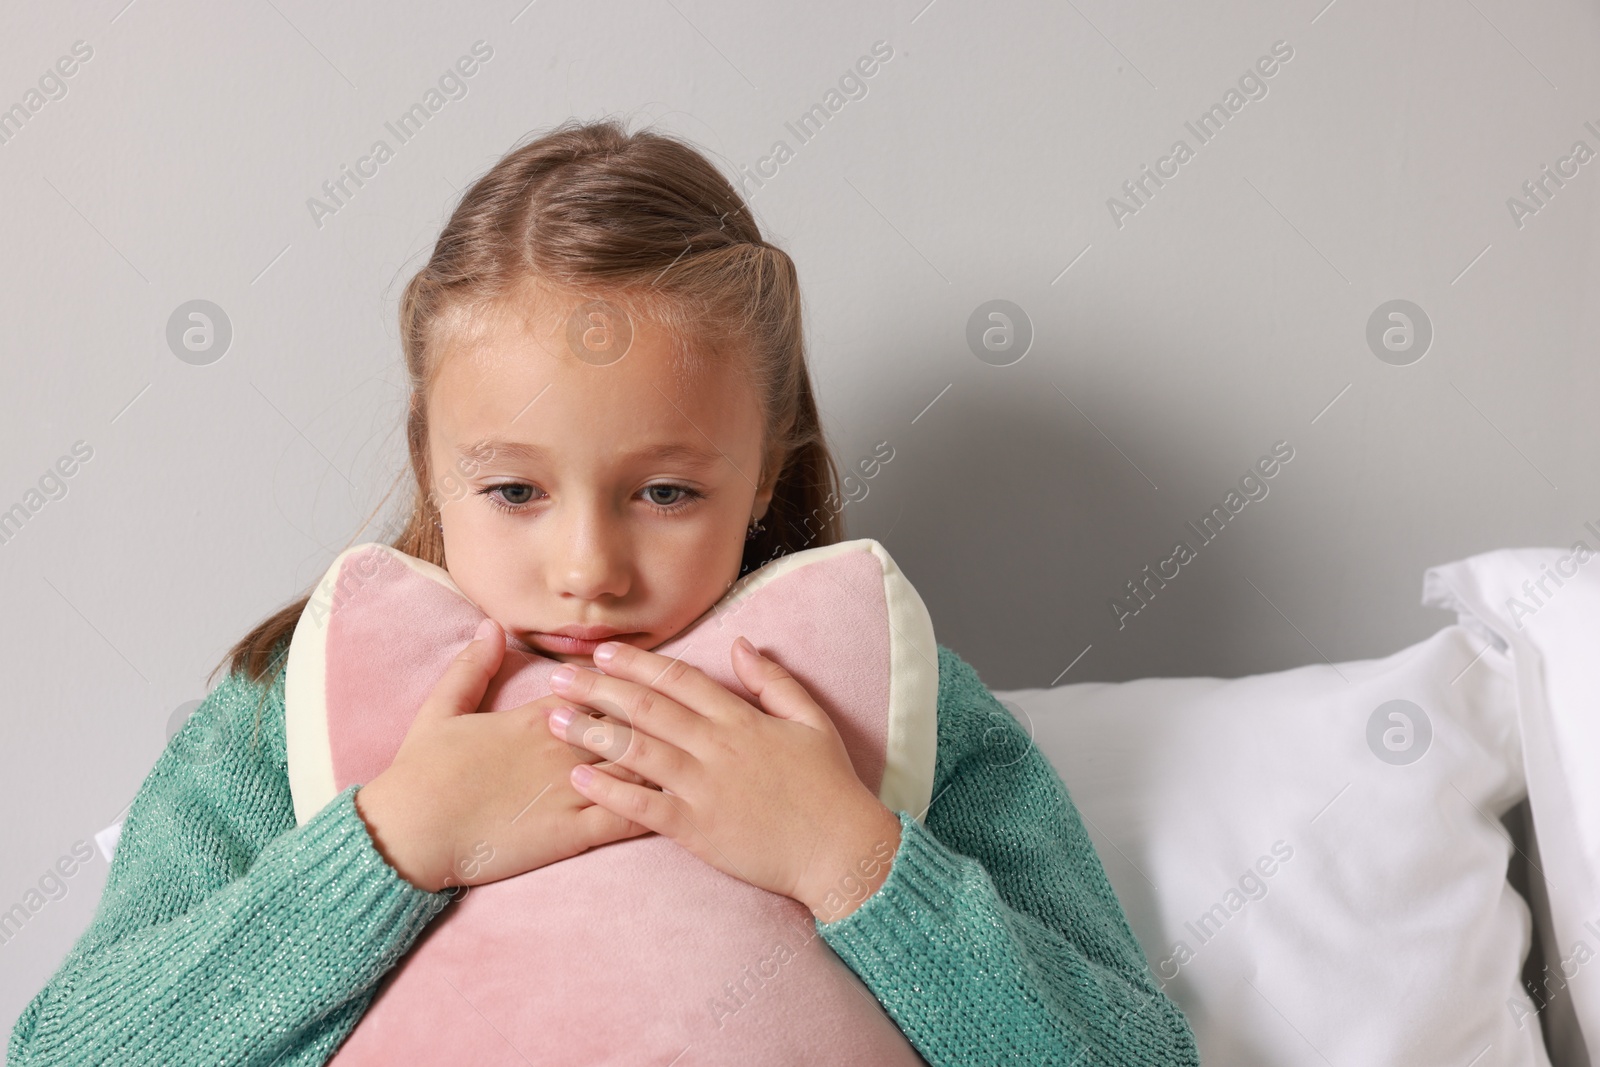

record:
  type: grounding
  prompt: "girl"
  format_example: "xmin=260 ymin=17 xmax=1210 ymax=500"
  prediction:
xmin=9 ymin=118 xmax=1199 ymax=1066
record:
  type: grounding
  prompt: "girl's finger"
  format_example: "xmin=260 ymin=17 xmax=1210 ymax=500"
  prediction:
xmin=419 ymin=618 xmax=506 ymax=723
xmin=552 ymin=707 xmax=694 ymax=792
xmin=588 ymin=643 xmax=754 ymax=726
xmin=575 ymin=801 xmax=654 ymax=843
xmin=570 ymin=764 xmax=678 ymax=838
xmin=730 ymin=637 xmax=829 ymax=727
xmin=549 ymin=659 xmax=710 ymax=745
xmin=574 ymin=745 xmax=653 ymax=788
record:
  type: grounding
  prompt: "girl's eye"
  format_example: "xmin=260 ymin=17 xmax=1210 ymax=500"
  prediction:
xmin=643 ymin=484 xmax=702 ymax=513
xmin=475 ymin=482 xmax=702 ymax=515
xmin=477 ymin=483 xmax=540 ymax=513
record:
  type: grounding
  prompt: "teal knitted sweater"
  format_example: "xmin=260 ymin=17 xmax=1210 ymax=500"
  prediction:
xmin=8 ymin=641 xmax=1199 ymax=1066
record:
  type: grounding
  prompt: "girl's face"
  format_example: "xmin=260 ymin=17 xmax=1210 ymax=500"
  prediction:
xmin=425 ymin=297 xmax=775 ymax=666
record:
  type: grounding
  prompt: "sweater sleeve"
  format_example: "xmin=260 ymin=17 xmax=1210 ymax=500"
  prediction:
xmin=815 ymin=645 xmax=1200 ymax=1067
xmin=6 ymin=648 xmax=454 ymax=1067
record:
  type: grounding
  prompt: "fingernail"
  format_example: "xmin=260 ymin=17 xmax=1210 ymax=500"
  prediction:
xmin=548 ymin=706 xmax=574 ymax=731
xmin=593 ymin=641 xmax=618 ymax=663
xmin=474 ymin=618 xmax=495 ymax=642
xmin=735 ymin=635 xmax=757 ymax=655
xmin=551 ymin=665 xmax=577 ymax=687
xmin=572 ymin=764 xmax=594 ymax=787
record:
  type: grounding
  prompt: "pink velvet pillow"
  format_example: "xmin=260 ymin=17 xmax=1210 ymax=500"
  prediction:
xmin=283 ymin=537 xmax=939 ymax=1065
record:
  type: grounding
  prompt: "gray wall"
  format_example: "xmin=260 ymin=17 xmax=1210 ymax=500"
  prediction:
xmin=3 ymin=0 xmax=1596 ymax=1048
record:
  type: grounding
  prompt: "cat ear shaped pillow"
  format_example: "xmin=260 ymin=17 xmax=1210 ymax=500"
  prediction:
xmin=283 ymin=537 xmax=940 ymax=1066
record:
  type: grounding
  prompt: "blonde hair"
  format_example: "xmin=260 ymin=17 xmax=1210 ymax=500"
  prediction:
xmin=214 ymin=116 xmax=843 ymax=731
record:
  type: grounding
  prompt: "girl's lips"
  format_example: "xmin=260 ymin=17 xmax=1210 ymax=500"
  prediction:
xmin=530 ymin=631 xmax=637 ymax=655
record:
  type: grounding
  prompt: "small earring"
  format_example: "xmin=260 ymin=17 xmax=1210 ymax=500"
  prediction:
xmin=745 ymin=516 xmax=765 ymax=541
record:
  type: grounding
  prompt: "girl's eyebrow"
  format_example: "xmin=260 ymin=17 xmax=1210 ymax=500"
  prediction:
xmin=457 ymin=438 xmax=723 ymax=468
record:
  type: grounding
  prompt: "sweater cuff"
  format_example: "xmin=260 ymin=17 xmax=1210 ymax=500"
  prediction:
xmin=814 ymin=808 xmax=981 ymax=946
xmin=287 ymin=783 xmax=455 ymax=944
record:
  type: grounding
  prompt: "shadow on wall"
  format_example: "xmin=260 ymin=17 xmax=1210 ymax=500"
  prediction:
xmin=847 ymin=364 xmax=1435 ymax=691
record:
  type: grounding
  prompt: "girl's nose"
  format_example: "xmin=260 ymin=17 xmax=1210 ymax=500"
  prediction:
xmin=550 ymin=506 xmax=632 ymax=601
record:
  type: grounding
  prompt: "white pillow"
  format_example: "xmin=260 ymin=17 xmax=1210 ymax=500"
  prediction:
xmin=993 ymin=623 xmax=1551 ymax=1067
xmin=1424 ymin=547 xmax=1600 ymax=1065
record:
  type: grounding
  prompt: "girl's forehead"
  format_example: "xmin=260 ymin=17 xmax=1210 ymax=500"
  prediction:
xmin=433 ymin=326 xmax=740 ymax=409
xmin=425 ymin=322 xmax=763 ymax=466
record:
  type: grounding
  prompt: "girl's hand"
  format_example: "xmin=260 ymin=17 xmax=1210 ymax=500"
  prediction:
xmin=546 ymin=636 xmax=903 ymax=921
xmin=355 ymin=619 xmax=655 ymax=894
